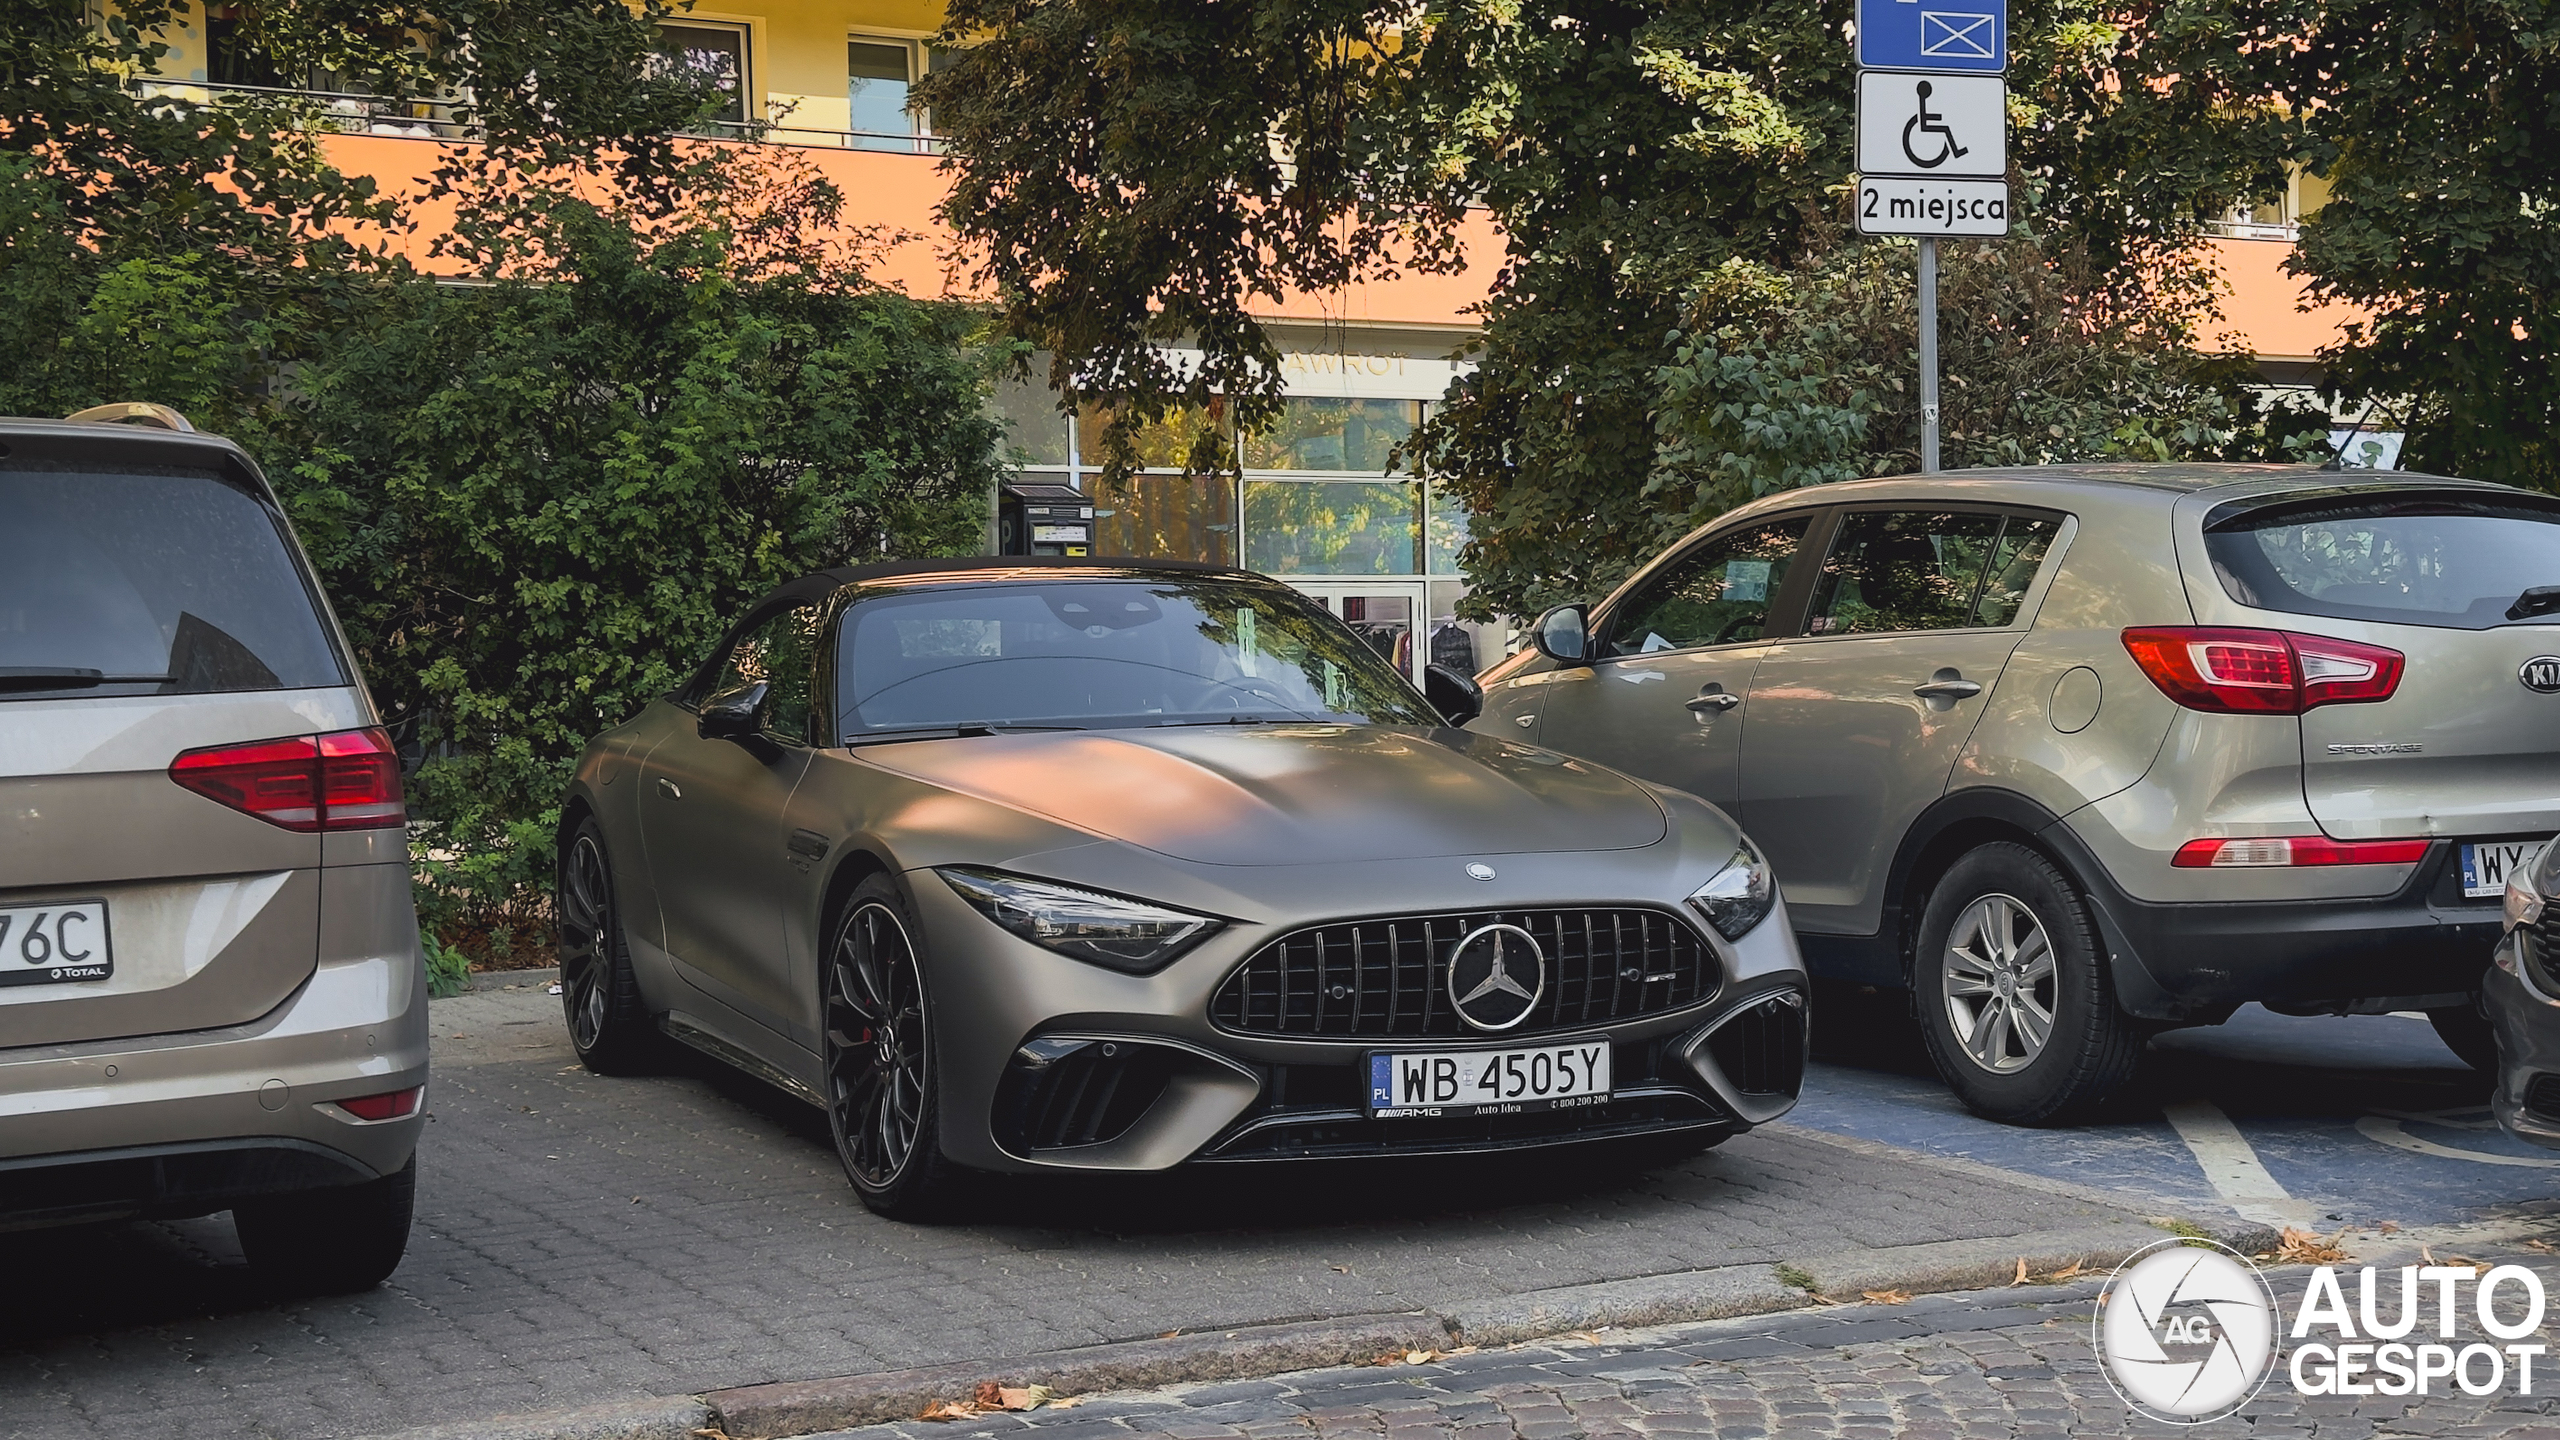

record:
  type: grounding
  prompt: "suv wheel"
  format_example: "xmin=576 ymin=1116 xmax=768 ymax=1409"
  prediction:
xmin=557 ymin=818 xmax=662 ymax=1074
xmin=1912 ymin=842 xmax=2143 ymax=1124
xmin=823 ymin=876 xmax=971 ymax=1220
xmin=235 ymin=1157 xmax=416 ymax=1294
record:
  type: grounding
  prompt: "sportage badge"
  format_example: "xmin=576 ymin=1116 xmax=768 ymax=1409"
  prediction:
xmin=2095 ymin=1238 xmax=2279 ymax=1424
xmin=1446 ymin=923 xmax=1545 ymax=1031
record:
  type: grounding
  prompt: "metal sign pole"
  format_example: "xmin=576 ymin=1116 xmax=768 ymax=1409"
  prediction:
xmin=1918 ymin=237 xmax=1941 ymax=473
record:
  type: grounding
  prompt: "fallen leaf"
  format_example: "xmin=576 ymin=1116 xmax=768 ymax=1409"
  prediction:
xmin=2379 ymin=1221 xmax=2401 ymax=1235
xmin=2045 ymin=1261 xmax=2087 ymax=1283
xmin=973 ymin=1382 xmax=1004 ymax=1409
xmin=1404 ymin=1350 xmax=1433 ymax=1366
xmin=2282 ymin=1228 xmax=2349 ymax=1265
xmin=915 ymin=1400 xmax=977 ymax=1422
xmin=2008 ymin=1257 xmax=2030 ymax=1287
xmin=1567 ymin=1330 xmax=1610 ymax=1344
xmin=1159 ymin=1330 xmax=1181 ymax=1340
xmin=2524 ymin=1239 xmax=2555 ymax=1254
xmin=995 ymin=1386 xmax=1056 ymax=1411
xmin=1331 ymin=1265 xmax=1352 ymax=1273
xmin=1047 ymin=1396 xmax=1084 ymax=1410
xmin=1861 ymin=1289 xmax=1911 ymax=1305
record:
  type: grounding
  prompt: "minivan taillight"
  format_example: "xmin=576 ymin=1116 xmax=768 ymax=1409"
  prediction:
xmin=2121 ymin=627 xmax=2404 ymax=715
xmin=170 ymin=727 xmax=405 ymax=832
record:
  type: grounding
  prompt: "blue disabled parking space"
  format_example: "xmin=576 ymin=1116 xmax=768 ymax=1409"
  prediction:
xmin=1790 ymin=987 xmax=2560 ymax=1229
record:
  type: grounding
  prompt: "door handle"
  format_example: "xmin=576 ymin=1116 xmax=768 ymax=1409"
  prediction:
xmin=1912 ymin=669 xmax=1984 ymax=708
xmin=1685 ymin=689 xmax=1742 ymax=715
xmin=655 ymin=777 xmax=683 ymax=800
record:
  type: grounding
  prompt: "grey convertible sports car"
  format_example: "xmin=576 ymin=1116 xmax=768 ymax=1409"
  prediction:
xmin=559 ymin=558 xmax=1808 ymax=1218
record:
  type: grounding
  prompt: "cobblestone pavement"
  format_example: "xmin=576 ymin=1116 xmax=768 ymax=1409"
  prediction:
xmin=822 ymin=1252 xmax=2560 ymax=1440
xmin=0 ymin=982 xmax=2167 ymax=1440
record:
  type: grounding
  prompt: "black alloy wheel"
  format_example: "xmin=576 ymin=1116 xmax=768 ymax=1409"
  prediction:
xmin=823 ymin=876 xmax=965 ymax=1218
xmin=555 ymin=818 xmax=661 ymax=1074
xmin=1911 ymin=841 xmax=2144 ymax=1126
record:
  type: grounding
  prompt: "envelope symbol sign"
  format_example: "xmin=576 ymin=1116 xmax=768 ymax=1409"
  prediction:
xmin=1920 ymin=10 xmax=1996 ymax=60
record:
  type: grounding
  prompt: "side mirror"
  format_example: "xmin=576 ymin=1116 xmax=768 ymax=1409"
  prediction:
xmin=1424 ymin=663 xmax=1484 ymax=727
xmin=697 ymin=680 xmax=768 ymax=742
xmin=1532 ymin=604 xmax=1590 ymax=665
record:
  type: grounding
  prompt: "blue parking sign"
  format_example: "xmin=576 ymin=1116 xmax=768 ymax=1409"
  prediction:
xmin=1858 ymin=0 xmax=2006 ymax=73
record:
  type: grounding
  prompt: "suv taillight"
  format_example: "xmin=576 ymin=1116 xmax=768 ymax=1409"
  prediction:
xmin=2121 ymin=627 xmax=2403 ymax=715
xmin=170 ymin=727 xmax=405 ymax=832
xmin=2173 ymin=836 xmax=2429 ymax=868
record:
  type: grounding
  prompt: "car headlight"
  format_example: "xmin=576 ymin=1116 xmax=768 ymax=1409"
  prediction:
xmin=2508 ymin=877 xmax=2546 ymax=934
xmin=935 ymin=868 xmax=1221 ymax=974
xmin=1688 ymin=838 xmax=1776 ymax=942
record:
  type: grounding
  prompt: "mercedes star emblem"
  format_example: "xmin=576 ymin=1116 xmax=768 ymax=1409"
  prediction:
xmin=1446 ymin=922 xmax=1546 ymax=1031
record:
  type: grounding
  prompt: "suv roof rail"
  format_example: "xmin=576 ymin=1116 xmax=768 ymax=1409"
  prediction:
xmin=64 ymin=402 xmax=196 ymax=433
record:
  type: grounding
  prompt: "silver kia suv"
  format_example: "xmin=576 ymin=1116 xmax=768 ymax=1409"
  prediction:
xmin=0 ymin=405 xmax=426 ymax=1291
xmin=1474 ymin=464 xmax=2560 ymax=1122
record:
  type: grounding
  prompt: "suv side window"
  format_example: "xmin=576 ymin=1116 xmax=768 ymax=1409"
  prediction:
xmin=1603 ymin=517 xmax=1812 ymax=656
xmin=1805 ymin=510 xmax=2055 ymax=636
xmin=709 ymin=603 xmax=821 ymax=745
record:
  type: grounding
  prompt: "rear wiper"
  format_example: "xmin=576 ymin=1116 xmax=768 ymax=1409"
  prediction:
xmin=841 ymin=722 xmax=1083 ymax=746
xmin=2507 ymin=587 xmax=2560 ymax=622
xmin=0 ymin=668 xmax=171 ymax=692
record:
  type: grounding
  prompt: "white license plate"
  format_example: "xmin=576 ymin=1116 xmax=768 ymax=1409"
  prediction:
xmin=2462 ymin=840 xmax=2549 ymax=900
xmin=0 ymin=899 xmax=112 ymax=988
xmin=1368 ymin=1040 xmax=1611 ymax=1118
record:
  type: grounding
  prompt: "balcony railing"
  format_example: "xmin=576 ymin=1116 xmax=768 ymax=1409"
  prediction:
xmin=130 ymin=79 xmax=945 ymax=154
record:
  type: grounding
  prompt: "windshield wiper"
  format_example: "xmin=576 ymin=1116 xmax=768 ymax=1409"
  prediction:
xmin=0 ymin=667 xmax=171 ymax=693
xmin=1148 ymin=714 xmax=1312 ymax=727
xmin=841 ymin=722 xmax=1084 ymax=746
xmin=2507 ymin=587 xmax=2560 ymax=622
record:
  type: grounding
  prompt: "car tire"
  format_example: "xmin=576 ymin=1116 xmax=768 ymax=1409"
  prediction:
xmin=1911 ymin=842 xmax=2143 ymax=1125
xmin=556 ymin=817 xmax=663 ymax=1075
xmin=823 ymin=875 xmax=972 ymax=1221
xmin=2429 ymin=1000 xmax=2498 ymax=1073
xmin=234 ymin=1156 xmax=416 ymax=1295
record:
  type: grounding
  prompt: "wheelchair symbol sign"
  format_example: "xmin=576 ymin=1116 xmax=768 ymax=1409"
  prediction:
xmin=1856 ymin=71 xmax=2005 ymax=181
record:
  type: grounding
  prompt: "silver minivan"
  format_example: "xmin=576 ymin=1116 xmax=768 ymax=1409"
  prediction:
xmin=0 ymin=406 xmax=426 ymax=1291
xmin=1477 ymin=464 xmax=2560 ymax=1123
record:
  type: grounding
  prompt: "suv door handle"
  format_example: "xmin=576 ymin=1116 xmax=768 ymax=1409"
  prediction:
xmin=1685 ymin=689 xmax=1742 ymax=714
xmin=1912 ymin=669 xmax=1984 ymax=707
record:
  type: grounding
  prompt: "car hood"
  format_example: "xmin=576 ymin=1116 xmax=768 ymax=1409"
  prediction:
xmin=850 ymin=724 xmax=1667 ymax=866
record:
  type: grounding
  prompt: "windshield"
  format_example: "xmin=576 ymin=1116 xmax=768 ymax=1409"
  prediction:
xmin=2204 ymin=490 xmax=2560 ymax=631
xmin=0 ymin=466 xmax=346 ymax=699
xmin=836 ymin=577 xmax=1436 ymax=736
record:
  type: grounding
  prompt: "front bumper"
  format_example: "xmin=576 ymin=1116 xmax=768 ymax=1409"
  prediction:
xmin=2486 ymin=933 xmax=2560 ymax=1150
xmin=2057 ymin=832 xmax=2506 ymax=1018
xmin=0 ymin=950 xmax=429 ymax=1228
xmin=907 ymin=866 xmax=1809 ymax=1174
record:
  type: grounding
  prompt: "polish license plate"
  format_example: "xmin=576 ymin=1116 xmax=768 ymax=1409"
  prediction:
xmin=2461 ymin=840 xmax=2549 ymax=900
xmin=1368 ymin=1040 xmax=1611 ymax=1118
xmin=0 ymin=900 xmax=112 ymax=987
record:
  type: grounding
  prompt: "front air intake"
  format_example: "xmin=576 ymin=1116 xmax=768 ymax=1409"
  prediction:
xmin=1703 ymin=991 xmax=1807 ymax=1099
xmin=993 ymin=1039 xmax=1178 ymax=1152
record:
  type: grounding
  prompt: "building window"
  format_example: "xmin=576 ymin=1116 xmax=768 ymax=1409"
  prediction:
xmin=655 ymin=22 xmax=748 ymax=129
xmin=205 ymin=4 xmax=293 ymax=88
xmin=1242 ymin=398 xmax=1419 ymax=473
xmin=1242 ymin=480 xmax=1424 ymax=576
xmin=849 ymin=38 xmax=938 ymax=152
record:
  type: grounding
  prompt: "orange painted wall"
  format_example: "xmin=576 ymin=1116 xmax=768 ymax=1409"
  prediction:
xmin=324 ymin=133 xmax=2350 ymax=360
xmin=2204 ymin=236 xmax=2365 ymax=364
xmin=323 ymin=132 xmax=1501 ymax=328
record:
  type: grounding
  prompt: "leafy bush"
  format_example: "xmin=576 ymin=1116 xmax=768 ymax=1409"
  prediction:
xmin=276 ymin=153 xmax=1005 ymax=947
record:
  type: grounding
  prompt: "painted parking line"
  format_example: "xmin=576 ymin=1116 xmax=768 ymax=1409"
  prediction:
xmin=1795 ymin=993 xmax=2556 ymax=1228
xmin=2161 ymin=1099 xmax=2319 ymax=1228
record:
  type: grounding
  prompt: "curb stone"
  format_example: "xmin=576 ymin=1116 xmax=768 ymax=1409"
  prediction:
xmin=347 ymin=1397 xmax=714 ymax=1440
xmin=344 ymin=1215 xmax=2273 ymax=1440
xmin=462 ymin=966 xmax=560 ymax=994
xmin=706 ymin=1312 xmax=1450 ymax=1439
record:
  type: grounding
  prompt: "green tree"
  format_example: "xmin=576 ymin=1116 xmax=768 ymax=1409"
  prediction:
xmin=921 ymin=0 xmax=2293 ymax=615
xmin=2226 ymin=2 xmax=2560 ymax=490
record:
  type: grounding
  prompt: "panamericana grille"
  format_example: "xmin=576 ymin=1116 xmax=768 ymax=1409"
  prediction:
xmin=1210 ymin=908 xmax=1715 ymax=1039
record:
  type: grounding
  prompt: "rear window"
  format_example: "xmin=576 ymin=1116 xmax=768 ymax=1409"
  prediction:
xmin=2203 ymin=490 xmax=2560 ymax=631
xmin=0 ymin=467 xmax=346 ymax=700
